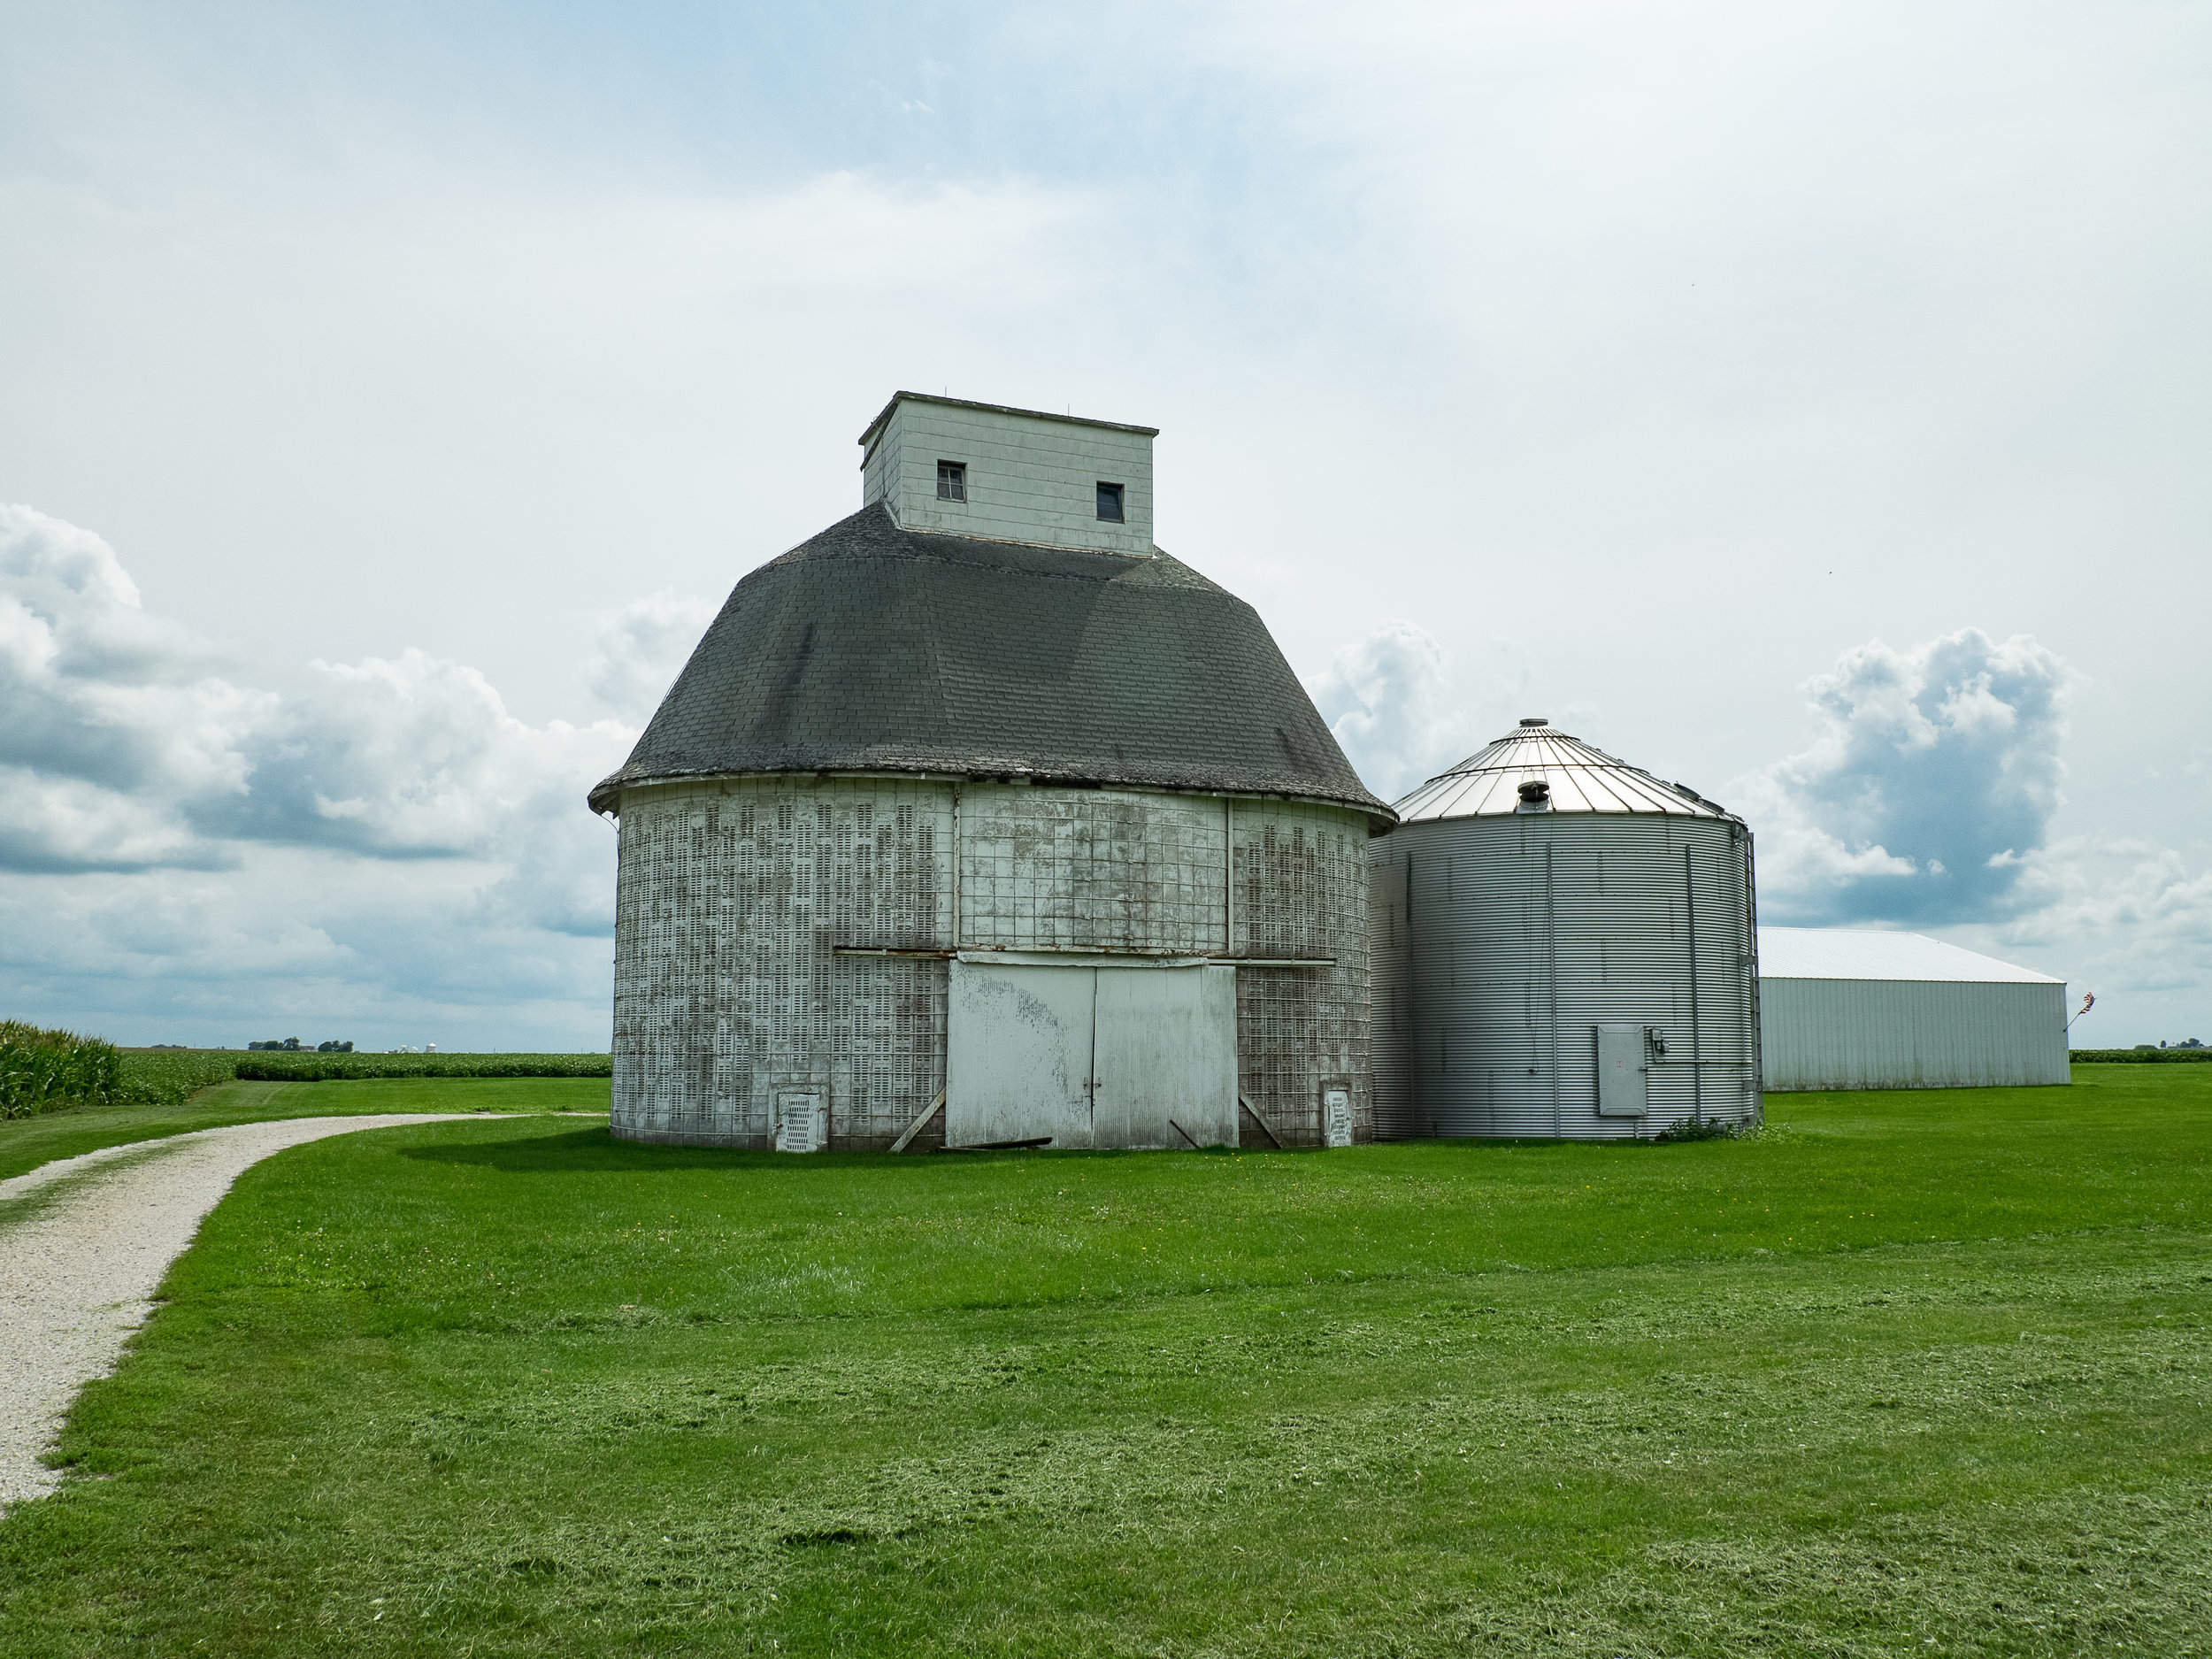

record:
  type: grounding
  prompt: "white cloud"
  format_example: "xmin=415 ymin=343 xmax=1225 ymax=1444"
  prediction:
xmin=586 ymin=590 xmax=718 ymax=723
xmin=1315 ymin=621 xmax=1459 ymax=802
xmin=1313 ymin=619 xmax=1538 ymax=803
xmin=1991 ymin=835 xmax=2212 ymax=993
xmin=215 ymin=650 xmax=629 ymax=860
xmin=1728 ymin=628 xmax=2078 ymax=925
xmin=1723 ymin=626 xmax=2211 ymax=1039
xmin=0 ymin=504 xmax=277 ymax=870
xmin=0 ymin=504 xmax=639 ymax=1047
xmin=1321 ymin=609 xmax=2208 ymax=1036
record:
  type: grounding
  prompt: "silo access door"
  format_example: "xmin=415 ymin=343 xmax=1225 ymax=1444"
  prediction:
xmin=946 ymin=959 xmax=1238 ymax=1150
xmin=1595 ymin=1024 xmax=1648 ymax=1117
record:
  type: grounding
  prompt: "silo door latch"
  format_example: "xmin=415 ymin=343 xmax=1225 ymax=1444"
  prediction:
xmin=1594 ymin=1025 xmax=1648 ymax=1117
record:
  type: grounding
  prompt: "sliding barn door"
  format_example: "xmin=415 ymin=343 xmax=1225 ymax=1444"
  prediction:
xmin=1091 ymin=964 xmax=1238 ymax=1148
xmin=945 ymin=962 xmax=1096 ymax=1148
xmin=947 ymin=961 xmax=1238 ymax=1150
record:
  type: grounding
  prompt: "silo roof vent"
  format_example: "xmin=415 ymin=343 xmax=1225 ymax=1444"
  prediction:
xmin=1393 ymin=721 xmax=1740 ymax=822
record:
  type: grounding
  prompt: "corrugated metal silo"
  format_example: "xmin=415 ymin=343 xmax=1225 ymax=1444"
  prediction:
xmin=1370 ymin=719 xmax=1762 ymax=1139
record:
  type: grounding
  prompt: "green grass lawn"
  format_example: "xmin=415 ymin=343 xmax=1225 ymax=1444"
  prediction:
xmin=0 ymin=1077 xmax=611 ymax=1181
xmin=1 ymin=1067 xmax=2207 ymax=1656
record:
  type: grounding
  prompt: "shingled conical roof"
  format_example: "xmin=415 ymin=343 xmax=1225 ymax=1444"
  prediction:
xmin=588 ymin=505 xmax=1389 ymax=818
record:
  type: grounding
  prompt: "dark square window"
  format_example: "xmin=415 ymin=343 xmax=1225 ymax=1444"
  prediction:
xmin=1095 ymin=481 xmax=1125 ymax=522
xmin=936 ymin=460 xmax=966 ymax=502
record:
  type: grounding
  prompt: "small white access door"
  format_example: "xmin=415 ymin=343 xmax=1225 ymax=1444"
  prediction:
xmin=774 ymin=1089 xmax=828 ymax=1152
xmin=1321 ymin=1087 xmax=1353 ymax=1148
xmin=1594 ymin=1025 xmax=1648 ymax=1117
xmin=945 ymin=960 xmax=1238 ymax=1150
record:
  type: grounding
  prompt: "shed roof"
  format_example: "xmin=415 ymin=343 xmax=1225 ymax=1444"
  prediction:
xmin=1757 ymin=927 xmax=2062 ymax=984
xmin=857 ymin=390 xmax=1159 ymax=452
xmin=588 ymin=504 xmax=1388 ymax=818
xmin=1393 ymin=720 xmax=1737 ymax=821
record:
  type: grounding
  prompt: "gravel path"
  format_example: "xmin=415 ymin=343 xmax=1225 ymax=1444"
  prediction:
xmin=0 ymin=1114 xmax=485 ymax=1511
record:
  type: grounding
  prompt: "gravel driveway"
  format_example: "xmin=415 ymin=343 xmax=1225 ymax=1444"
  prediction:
xmin=0 ymin=1114 xmax=487 ymax=1510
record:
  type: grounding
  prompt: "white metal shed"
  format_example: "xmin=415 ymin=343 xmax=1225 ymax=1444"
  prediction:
xmin=1758 ymin=928 xmax=2068 ymax=1091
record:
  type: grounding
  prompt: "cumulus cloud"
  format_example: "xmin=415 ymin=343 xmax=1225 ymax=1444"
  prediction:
xmin=205 ymin=650 xmax=627 ymax=860
xmin=1315 ymin=612 xmax=2205 ymax=1038
xmin=0 ymin=504 xmax=638 ymax=1046
xmin=0 ymin=503 xmax=634 ymax=870
xmin=0 ymin=505 xmax=275 ymax=869
xmin=1314 ymin=621 xmax=1486 ymax=802
xmin=1989 ymin=835 xmax=2212 ymax=990
xmin=585 ymin=590 xmax=718 ymax=723
xmin=1729 ymin=627 xmax=2078 ymax=925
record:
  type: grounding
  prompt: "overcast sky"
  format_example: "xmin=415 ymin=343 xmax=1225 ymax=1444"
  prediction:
xmin=4 ymin=1 xmax=2208 ymax=1048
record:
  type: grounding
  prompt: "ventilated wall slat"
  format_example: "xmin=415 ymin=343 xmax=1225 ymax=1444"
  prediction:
xmin=615 ymin=779 xmax=1373 ymax=1148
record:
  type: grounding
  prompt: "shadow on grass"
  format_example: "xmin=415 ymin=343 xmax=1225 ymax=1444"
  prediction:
xmin=396 ymin=1127 xmax=780 ymax=1173
xmin=397 ymin=1128 xmax=1267 ymax=1174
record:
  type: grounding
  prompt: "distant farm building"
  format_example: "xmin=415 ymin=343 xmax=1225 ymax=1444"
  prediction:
xmin=1369 ymin=720 xmax=1763 ymax=1139
xmin=1757 ymin=928 xmax=2069 ymax=1090
xmin=590 ymin=393 xmax=1391 ymax=1153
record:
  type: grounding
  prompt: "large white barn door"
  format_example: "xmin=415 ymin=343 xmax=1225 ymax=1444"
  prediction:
xmin=1092 ymin=964 xmax=1238 ymax=1148
xmin=946 ymin=963 xmax=1097 ymax=1148
xmin=945 ymin=960 xmax=1237 ymax=1150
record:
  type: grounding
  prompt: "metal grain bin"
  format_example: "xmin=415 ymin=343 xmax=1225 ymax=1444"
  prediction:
xmin=1370 ymin=719 xmax=1762 ymax=1139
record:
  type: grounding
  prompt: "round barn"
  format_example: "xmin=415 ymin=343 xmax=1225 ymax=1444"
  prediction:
xmin=588 ymin=393 xmax=1393 ymax=1153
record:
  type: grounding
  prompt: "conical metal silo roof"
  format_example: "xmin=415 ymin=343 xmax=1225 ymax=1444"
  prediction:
xmin=1392 ymin=718 xmax=1737 ymax=822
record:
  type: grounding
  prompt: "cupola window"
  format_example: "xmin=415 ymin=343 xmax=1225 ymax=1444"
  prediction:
xmin=1095 ymin=481 xmax=1125 ymax=522
xmin=936 ymin=460 xmax=967 ymax=502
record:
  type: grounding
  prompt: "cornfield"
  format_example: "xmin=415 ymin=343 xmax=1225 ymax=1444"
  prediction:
xmin=0 ymin=1030 xmax=612 ymax=1118
xmin=233 ymin=1053 xmax=611 ymax=1081
xmin=0 ymin=1021 xmax=125 ymax=1119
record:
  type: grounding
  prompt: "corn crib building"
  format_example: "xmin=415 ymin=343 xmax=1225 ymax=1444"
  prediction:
xmin=589 ymin=393 xmax=1393 ymax=1152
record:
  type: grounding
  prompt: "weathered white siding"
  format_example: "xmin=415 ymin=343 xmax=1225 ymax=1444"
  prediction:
xmin=958 ymin=787 xmax=1225 ymax=953
xmin=1760 ymin=978 xmax=2069 ymax=1090
xmin=611 ymin=776 xmax=1371 ymax=1149
xmin=1233 ymin=799 xmax=1371 ymax=1148
xmin=612 ymin=777 xmax=951 ymax=1148
xmin=861 ymin=396 xmax=1155 ymax=555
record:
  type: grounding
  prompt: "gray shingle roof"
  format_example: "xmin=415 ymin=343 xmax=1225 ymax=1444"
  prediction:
xmin=588 ymin=505 xmax=1391 ymax=819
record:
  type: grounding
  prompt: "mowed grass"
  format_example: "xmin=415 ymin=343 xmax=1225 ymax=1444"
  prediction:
xmin=0 ymin=1077 xmax=611 ymax=1180
xmin=1 ymin=1069 xmax=2208 ymax=1657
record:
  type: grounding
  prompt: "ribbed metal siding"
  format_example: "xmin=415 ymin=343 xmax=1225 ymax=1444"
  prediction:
xmin=1760 ymin=978 xmax=2069 ymax=1090
xmin=1370 ymin=813 xmax=1761 ymax=1139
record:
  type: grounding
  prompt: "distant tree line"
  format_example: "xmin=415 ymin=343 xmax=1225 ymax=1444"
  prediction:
xmin=246 ymin=1039 xmax=354 ymax=1052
